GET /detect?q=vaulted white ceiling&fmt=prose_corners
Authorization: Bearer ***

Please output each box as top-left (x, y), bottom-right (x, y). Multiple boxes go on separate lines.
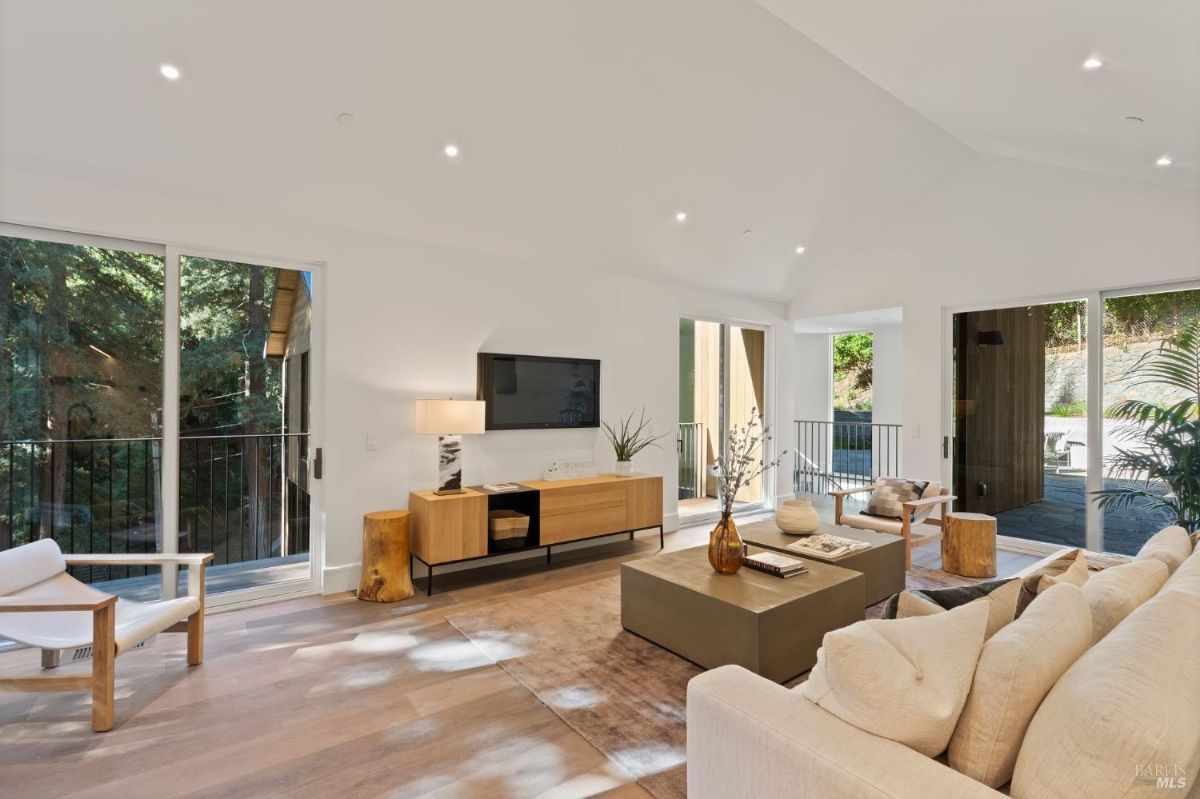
top-left (0, 1), bottom-right (1192, 305)
top-left (0, 0), bottom-right (970, 301)
top-left (758, 0), bottom-right (1200, 189)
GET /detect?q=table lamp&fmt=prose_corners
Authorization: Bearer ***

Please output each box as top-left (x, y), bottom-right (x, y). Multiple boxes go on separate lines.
top-left (416, 399), bottom-right (486, 494)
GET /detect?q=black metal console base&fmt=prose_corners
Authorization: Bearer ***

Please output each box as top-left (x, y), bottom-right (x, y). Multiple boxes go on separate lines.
top-left (411, 524), bottom-right (664, 597)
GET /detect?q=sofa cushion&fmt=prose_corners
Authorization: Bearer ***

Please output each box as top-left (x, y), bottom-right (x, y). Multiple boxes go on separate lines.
top-left (1081, 559), bottom-right (1168, 642)
top-left (1017, 548), bottom-right (1088, 616)
top-left (1134, 525), bottom-right (1192, 576)
top-left (799, 600), bottom-right (989, 758)
top-left (863, 477), bottom-right (930, 520)
top-left (887, 579), bottom-right (1021, 640)
top-left (1011, 588), bottom-right (1200, 799)
top-left (1163, 540), bottom-right (1200, 595)
top-left (947, 584), bottom-right (1093, 788)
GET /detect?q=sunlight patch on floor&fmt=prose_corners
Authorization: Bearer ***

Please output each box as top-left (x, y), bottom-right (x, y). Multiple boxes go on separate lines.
top-left (406, 639), bottom-right (494, 673)
top-left (307, 662), bottom-right (396, 695)
top-left (454, 628), bottom-right (532, 662)
top-left (611, 743), bottom-right (686, 778)
top-left (532, 762), bottom-right (634, 799)
top-left (543, 685), bottom-right (606, 711)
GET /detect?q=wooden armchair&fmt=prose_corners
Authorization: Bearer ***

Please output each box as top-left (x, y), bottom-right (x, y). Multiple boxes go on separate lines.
top-left (0, 539), bottom-right (212, 731)
top-left (830, 481), bottom-right (956, 569)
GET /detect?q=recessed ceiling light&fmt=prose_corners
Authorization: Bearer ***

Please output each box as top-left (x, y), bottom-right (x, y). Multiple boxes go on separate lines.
top-left (1125, 116), bottom-right (1144, 123)
top-left (795, 245), bottom-right (806, 255)
top-left (337, 112), bottom-right (355, 127)
top-left (443, 144), bottom-right (460, 158)
top-left (675, 211), bottom-right (688, 223)
top-left (1156, 155), bottom-right (1173, 167)
top-left (1082, 57), bottom-right (1104, 70)
top-left (159, 63), bottom-right (181, 81)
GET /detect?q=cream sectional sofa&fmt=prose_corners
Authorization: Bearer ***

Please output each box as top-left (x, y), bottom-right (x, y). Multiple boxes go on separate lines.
top-left (687, 532), bottom-right (1200, 799)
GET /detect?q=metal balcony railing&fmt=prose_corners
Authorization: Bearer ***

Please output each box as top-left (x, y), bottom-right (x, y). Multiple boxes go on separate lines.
top-left (794, 420), bottom-right (901, 495)
top-left (0, 433), bottom-right (309, 584)
top-left (678, 422), bottom-right (706, 500)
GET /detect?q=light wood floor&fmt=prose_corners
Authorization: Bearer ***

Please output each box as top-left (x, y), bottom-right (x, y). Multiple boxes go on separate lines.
top-left (0, 515), bottom-right (1037, 799)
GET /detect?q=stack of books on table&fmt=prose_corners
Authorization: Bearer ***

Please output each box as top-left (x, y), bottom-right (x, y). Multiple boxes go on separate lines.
top-left (785, 533), bottom-right (871, 560)
top-left (743, 551), bottom-right (808, 578)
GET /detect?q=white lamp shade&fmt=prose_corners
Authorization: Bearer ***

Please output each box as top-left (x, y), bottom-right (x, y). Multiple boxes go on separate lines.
top-left (416, 399), bottom-right (486, 435)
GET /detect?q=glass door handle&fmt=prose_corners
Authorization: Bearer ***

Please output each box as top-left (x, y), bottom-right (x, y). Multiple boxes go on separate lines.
top-left (314, 447), bottom-right (323, 479)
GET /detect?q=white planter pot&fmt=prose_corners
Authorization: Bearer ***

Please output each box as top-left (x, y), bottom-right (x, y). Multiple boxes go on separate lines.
top-left (776, 498), bottom-right (821, 534)
top-left (614, 460), bottom-right (634, 476)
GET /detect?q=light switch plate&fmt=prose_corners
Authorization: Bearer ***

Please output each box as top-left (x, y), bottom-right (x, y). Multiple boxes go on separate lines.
top-left (366, 433), bottom-right (378, 451)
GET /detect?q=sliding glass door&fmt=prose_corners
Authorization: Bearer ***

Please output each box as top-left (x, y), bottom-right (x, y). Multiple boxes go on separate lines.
top-left (0, 226), bottom-right (321, 603)
top-left (950, 283), bottom-right (1198, 554)
top-left (678, 318), bottom-right (770, 525)
top-left (179, 256), bottom-right (314, 595)
top-left (1099, 287), bottom-right (1200, 554)
top-left (0, 232), bottom-right (166, 599)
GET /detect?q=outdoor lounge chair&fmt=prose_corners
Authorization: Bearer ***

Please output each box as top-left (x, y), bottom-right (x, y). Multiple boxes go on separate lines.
top-left (0, 538), bottom-right (212, 731)
top-left (830, 480), bottom-right (955, 569)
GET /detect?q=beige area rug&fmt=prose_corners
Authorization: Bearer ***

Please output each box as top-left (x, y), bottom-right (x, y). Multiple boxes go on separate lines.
top-left (446, 564), bottom-right (975, 798)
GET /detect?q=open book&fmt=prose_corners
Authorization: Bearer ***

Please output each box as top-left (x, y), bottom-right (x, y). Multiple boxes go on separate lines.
top-left (785, 533), bottom-right (871, 560)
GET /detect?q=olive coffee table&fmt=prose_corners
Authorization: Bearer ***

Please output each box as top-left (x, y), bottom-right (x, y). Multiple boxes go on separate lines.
top-left (620, 545), bottom-right (865, 683)
top-left (740, 520), bottom-right (906, 607)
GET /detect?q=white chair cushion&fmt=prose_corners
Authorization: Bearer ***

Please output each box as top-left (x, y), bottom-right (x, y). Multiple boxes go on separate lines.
top-left (799, 600), bottom-right (990, 757)
top-left (1134, 525), bottom-right (1192, 575)
top-left (1081, 559), bottom-right (1168, 642)
top-left (0, 573), bottom-right (199, 653)
top-left (841, 513), bottom-right (904, 536)
top-left (0, 538), bottom-right (66, 595)
top-left (947, 584), bottom-right (1093, 788)
top-left (1011, 588), bottom-right (1200, 799)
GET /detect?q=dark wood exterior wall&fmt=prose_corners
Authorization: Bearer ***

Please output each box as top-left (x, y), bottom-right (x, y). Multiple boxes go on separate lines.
top-left (953, 306), bottom-right (1045, 515)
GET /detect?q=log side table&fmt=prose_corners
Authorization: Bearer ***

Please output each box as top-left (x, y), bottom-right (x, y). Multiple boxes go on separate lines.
top-left (942, 512), bottom-right (998, 578)
top-left (358, 510), bottom-right (414, 602)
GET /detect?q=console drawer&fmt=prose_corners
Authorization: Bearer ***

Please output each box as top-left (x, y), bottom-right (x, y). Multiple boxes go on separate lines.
top-left (539, 484), bottom-right (626, 516)
top-left (540, 506), bottom-right (628, 545)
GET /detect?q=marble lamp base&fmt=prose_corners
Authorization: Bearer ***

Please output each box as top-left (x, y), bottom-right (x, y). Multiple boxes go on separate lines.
top-left (435, 434), bottom-right (464, 494)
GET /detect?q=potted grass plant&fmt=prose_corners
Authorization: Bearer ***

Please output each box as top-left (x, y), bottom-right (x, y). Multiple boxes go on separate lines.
top-left (602, 408), bottom-right (671, 476)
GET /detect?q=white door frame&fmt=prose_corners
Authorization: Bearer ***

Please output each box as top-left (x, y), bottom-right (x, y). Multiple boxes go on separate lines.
top-left (678, 314), bottom-right (777, 527)
top-left (0, 221), bottom-right (326, 608)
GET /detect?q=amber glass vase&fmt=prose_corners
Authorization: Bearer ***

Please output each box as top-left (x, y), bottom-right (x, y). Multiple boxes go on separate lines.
top-left (708, 512), bottom-right (743, 574)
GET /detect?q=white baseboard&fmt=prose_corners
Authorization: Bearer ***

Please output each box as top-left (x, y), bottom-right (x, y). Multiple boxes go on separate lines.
top-left (663, 511), bottom-right (680, 533)
top-left (322, 562), bottom-right (361, 595)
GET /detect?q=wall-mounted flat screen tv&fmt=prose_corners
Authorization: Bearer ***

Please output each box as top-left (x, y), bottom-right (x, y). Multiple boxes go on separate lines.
top-left (477, 353), bottom-right (600, 430)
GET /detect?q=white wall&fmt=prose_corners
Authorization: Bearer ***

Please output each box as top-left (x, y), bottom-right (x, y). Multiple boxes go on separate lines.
top-left (0, 168), bottom-right (793, 591)
top-left (868, 324), bottom-right (903, 427)
top-left (792, 333), bottom-right (832, 423)
top-left (789, 154), bottom-right (1200, 483)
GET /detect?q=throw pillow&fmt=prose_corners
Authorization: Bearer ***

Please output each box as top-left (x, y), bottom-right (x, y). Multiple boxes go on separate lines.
top-left (1081, 558), bottom-right (1168, 642)
top-left (1016, 549), bottom-right (1089, 616)
top-left (863, 477), bottom-right (930, 520)
top-left (890, 579), bottom-right (1021, 640)
top-left (1134, 525), bottom-right (1192, 575)
top-left (799, 601), bottom-right (989, 757)
top-left (947, 583), bottom-right (1092, 788)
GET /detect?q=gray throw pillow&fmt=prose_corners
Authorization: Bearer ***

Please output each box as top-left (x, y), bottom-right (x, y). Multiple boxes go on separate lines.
top-left (864, 477), bottom-right (929, 520)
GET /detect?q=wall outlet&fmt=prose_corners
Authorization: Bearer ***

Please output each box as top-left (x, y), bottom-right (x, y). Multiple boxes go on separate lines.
top-left (365, 433), bottom-right (378, 451)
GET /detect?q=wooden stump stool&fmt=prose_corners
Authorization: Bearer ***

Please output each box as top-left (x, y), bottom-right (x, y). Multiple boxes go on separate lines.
top-left (942, 512), bottom-right (997, 578)
top-left (358, 510), bottom-right (414, 602)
